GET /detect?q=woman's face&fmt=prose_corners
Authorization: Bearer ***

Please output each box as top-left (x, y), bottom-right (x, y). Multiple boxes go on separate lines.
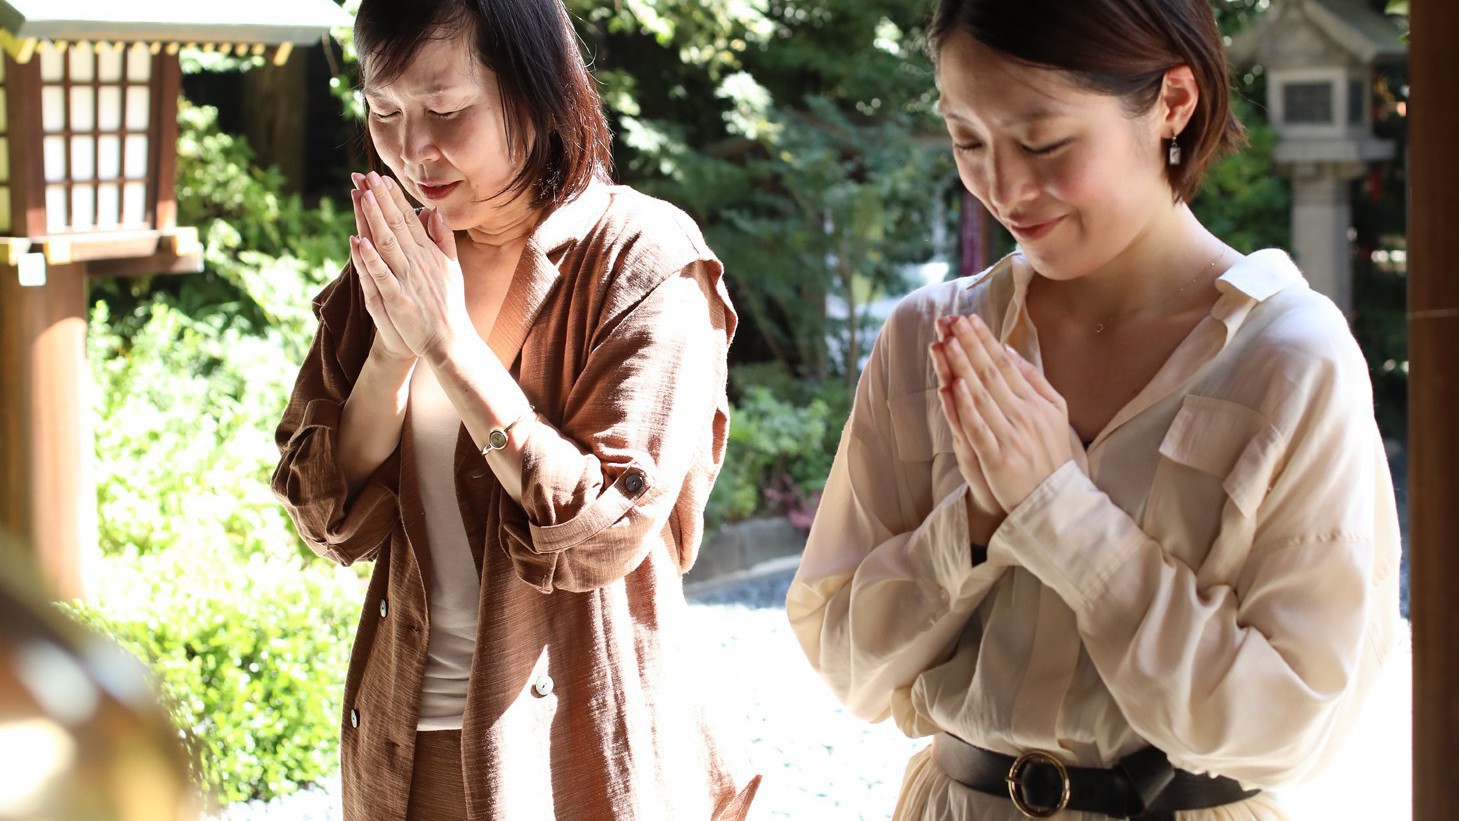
top-left (363, 32), bottom-right (530, 231)
top-left (936, 30), bottom-right (1173, 281)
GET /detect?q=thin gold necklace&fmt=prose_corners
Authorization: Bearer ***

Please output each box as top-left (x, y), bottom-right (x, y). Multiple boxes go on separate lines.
top-left (1092, 252), bottom-right (1224, 334)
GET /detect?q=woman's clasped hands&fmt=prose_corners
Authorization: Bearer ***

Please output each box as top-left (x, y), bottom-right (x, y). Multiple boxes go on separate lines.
top-left (348, 171), bottom-right (473, 362)
top-left (929, 314), bottom-right (1074, 520)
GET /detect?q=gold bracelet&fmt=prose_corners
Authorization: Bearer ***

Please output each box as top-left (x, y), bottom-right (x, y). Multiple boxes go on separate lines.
top-left (482, 406), bottom-right (534, 455)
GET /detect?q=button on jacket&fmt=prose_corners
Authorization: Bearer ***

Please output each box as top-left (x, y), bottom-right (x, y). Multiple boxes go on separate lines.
top-left (274, 184), bottom-right (759, 820)
top-left (786, 250), bottom-right (1402, 820)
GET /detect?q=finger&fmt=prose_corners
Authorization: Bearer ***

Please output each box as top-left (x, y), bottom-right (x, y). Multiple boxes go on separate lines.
top-left (954, 378), bottom-right (1002, 461)
top-left (968, 316), bottom-right (1035, 400)
top-left (937, 384), bottom-right (969, 449)
top-left (425, 207), bottom-right (459, 261)
top-left (359, 188), bottom-right (411, 276)
top-left (1011, 351), bottom-right (1066, 410)
top-left (351, 237), bottom-right (385, 310)
top-left (368, 172), bottom-right (433, 252)
top-left (951, 316), bottom-right (1026, 414)
top-left (939, 320), bottom-right (977, 383)
top-left (936, 315), bottom-right (957, 344)
top-left (930, 342), bottom-right (955, 388)
top-left (354, 234), bottom-right (407, 305)
top-left (350, 188), bottom-right (372, 244)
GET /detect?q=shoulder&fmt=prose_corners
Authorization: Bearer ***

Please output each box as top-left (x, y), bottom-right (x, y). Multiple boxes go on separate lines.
top-left (1222, 252), bottom-right (1373, 425)
top-left (583, 185), bottom-right (717, 275)
top-left (881, 253), bottom-right (1018, 349)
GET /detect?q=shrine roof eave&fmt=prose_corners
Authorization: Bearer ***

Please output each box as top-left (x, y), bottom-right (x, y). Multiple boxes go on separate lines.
top-left (0, 0), bottom-right (352, 46)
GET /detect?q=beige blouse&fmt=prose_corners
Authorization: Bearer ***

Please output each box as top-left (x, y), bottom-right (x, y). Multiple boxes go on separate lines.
top-left (786, 250), bottom-right (1402, 820)
top-left (274, 184), bottom-right (758, 820)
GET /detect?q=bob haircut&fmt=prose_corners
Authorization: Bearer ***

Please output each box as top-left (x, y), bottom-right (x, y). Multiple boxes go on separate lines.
top-left (927, 0), bottom-right (1244, 203)
top-left (354, 0), bottom-right (612, 210)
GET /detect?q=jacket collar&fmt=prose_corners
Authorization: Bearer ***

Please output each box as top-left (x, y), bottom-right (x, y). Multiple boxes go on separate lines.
top-left (486, 181), bottom-right (612, 365)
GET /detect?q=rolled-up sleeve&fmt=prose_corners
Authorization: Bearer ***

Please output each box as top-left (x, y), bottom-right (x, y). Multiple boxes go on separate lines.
top-left (272, 267), bottom-right (399, 566)
top-left (787, 318), bottom-right (1008, 724)
top-left (499, 258), bottom-right (733, 594)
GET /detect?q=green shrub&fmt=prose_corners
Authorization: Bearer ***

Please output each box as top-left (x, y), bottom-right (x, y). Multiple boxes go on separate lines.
top-left (708, 369), bottom-right (851, 532)
top-left (89, 299), bottom-right (306, 563)
top-left (64, 552), bottom-right (361, 805)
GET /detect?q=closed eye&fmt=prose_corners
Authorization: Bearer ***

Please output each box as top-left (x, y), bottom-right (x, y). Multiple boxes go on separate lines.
top-left (1025, 139), bottom-right (1072, 156)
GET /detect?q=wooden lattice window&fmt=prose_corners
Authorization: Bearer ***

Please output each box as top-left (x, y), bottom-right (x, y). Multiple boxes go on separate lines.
top-left (39, 42), bottom-right (153, 234)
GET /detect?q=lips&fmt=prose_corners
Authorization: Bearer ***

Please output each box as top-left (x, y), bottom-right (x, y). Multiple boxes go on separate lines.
top-left (415, 180), bottom-right (461, 201)
top-left (1006, 216), bottom-right (1063, 242)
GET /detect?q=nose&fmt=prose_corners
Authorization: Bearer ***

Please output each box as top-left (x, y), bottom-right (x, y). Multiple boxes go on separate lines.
top-left (398, 119), bottom-right (440, 166)
top-left (982, 147), bottom-right (1038, 217)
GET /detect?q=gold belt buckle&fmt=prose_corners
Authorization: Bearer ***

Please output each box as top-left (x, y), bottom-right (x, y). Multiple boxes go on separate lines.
top-left (1006, 749), bottom-right (1071, 818)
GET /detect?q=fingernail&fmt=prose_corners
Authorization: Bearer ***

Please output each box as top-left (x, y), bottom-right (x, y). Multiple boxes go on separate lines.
top-left (382, 176), bottom-right (396, 189)
top-left (351, 172), bottom-right (365, 186)
top-left (366, 171), bottom-right (382, 187)
top-left (364, 190), bottom-right (377, 204)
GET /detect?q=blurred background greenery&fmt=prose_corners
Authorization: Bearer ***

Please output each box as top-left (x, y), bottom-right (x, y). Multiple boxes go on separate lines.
top-left (72, 0), bottom-right (1407, 806)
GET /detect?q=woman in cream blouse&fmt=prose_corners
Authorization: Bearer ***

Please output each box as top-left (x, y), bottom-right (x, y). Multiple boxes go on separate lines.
top-left (786, 0), bottom-right (1401, 818)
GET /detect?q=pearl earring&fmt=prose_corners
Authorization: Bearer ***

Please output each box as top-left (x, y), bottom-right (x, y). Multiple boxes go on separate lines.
top-left (1167, 137), bottom-right (1182, 167)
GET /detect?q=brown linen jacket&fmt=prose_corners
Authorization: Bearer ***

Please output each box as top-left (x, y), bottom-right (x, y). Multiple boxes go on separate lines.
top-left (272, 184), bottom-right (759, 820)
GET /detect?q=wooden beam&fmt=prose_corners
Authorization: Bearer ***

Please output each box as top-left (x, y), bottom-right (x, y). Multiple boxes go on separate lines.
top-left (6, 54), bottom-right (47, 238)
top-left (1409, 1), bottom-right (1459, 818)
top-left (0, 261), bottom-right (94, 601)
top-left (147, 53), bottom-right (181, 231)
top-left (85, 249), bottom-right (202, 279)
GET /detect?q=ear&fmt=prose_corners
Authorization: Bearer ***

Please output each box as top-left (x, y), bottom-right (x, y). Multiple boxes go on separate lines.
top-left (1157, 65), bottom-right (1200, 139)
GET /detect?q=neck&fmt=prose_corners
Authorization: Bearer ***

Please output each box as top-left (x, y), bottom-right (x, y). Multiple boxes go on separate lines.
top-left (463, 191), bottom-right (540, 253)
top-left (1041, 205), bottom-right (1229, 329)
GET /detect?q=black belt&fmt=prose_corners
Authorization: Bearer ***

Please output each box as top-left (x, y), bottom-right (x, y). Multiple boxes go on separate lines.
top-left (931, 732), bottom-right (1259, 819)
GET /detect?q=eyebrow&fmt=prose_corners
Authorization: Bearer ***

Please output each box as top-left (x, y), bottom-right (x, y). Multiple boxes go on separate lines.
top-left (935, 100), bottom-right (1068, 129)
top-left (362, 82), bottom-right (465, 101)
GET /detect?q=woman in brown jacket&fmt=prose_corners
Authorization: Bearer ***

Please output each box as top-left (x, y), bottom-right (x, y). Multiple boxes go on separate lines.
top-left (271, 0), bottom-right (759, 817)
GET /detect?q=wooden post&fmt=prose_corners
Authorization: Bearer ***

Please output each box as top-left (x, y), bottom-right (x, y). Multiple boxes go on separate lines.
top-left (0, 261), bottom-right (95, 601)
top-left (1408, 1), bottom-right (1459, 817)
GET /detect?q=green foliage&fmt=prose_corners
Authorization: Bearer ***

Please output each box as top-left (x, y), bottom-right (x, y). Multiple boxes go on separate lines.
top-left (89, 100), bottom-right (349, 565)
top-left (85, 100), bottom-right (361, 803)
top-left (704, 98), bottom-right (951, 383)
top-left (64, 553), bottom-right (359, 805)
top-left (1191, 94), bottom-right (1292, 255)
top-left (88, 299), bottom-right (304, 563)
top-left (706, 364), bottom-right (852, 531)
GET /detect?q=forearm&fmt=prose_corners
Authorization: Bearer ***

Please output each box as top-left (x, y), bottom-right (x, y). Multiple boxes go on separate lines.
top-left (426, 332), bottom-right (537, 505)
top-left (339, 341), bottom-right (417, 499)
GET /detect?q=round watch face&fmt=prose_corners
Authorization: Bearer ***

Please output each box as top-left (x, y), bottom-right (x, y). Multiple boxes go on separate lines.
top-left (487, 429), bottom-right (509, 451)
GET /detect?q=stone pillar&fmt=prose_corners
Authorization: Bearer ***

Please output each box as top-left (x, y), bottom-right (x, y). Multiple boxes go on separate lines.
top-left (1283, 161), bottom-right (1365, 317)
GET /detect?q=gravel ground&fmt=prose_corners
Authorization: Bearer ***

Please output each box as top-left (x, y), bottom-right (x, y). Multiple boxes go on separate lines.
top-left (211, 560), bottom-right (1412, 820)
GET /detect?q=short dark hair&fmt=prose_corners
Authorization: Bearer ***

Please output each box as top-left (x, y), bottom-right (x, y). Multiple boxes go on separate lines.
top-left (927, 0), bottom-right (1244, 202)
top-left (354, 0), bottom-right (612, 209)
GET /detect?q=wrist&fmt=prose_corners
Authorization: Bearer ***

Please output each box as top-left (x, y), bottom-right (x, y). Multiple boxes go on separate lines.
top-left (369, 337), bottom-right (418, 370)
top-left (422, 324), bottom-right (478, 370)
top-left (964, 489), bottom-right (1003, 546)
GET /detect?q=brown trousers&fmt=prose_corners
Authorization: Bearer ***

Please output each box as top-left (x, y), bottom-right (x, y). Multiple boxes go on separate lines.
top-left (406, 730), bottom-right (468, 819)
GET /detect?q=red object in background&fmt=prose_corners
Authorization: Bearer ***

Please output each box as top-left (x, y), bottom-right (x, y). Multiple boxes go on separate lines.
top-left (960, 187), bottom-right (986, 277)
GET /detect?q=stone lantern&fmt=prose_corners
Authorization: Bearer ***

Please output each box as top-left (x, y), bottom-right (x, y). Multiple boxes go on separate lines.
top-left (0, 0), bottom-right (351, 600)
top-left (1229, 0), bottom-right (1406, 316)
